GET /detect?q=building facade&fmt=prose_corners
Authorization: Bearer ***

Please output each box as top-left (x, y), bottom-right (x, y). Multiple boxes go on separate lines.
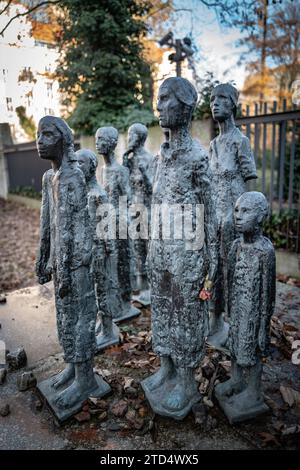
top-left (0, 1), bottom-right (61, 142)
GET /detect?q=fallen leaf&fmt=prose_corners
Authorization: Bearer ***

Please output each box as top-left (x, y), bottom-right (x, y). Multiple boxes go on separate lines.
top-left (121, 343), bottom-right (137, 352)
top-left (280, 385), bottom-right (300, 408)
top-left (94, 368), bottom-right (111, 378)
top-left (111, 400), bottom-right (128, 418)
top-left (75, 411), bottom-right (91, 423)
top-left (264, 395), bottom-right (280, 412)
top-left (199, 378), bottom-right (209, 394)
top-left (124, 359), bottom-right (150, 369)
top-left (125, 409), bottom-right (144, 429)
top-left (281, 425), bottom-right (300, 436)
top-left (97, 411), bottom-right (108, 422)
top-left (123, 377), bottom-right (134, 390)
top-left (104, 344), bottom-right (123, 356)
top-left (219, 361), bottom-right (231, 373)
top-left (283, 323), bottom-right (298, 332)
top-left (128, 335), bottom-right (144, 344)
top-left (258, 432), bottom-right (280, 447)
top-left (138, 406), bottom-right (148, 418)
top-left (138, 331), bottom-right (148, 337)
top-left (88, 398), bottom-right (108, 409)
top-left (203, 396), bottom-right (214, 408)
top-left (272, 421), bottom-right (284, 432)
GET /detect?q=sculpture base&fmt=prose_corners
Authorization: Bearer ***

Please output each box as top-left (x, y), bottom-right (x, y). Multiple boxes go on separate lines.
top-left (96, 322), bottom-right (120, 351)
top-left (113, 303), bottom-right (141, 324)
top-left (132, 289), bottom-right (151, 307)
top-left (207, 315), bottom-right (230, 352)
top-left (141, 376), bottom-right (201, 421)
top-left (215, 389), bottom-right (269, 424)
top-left (37, 373), bottom-right (111, 423)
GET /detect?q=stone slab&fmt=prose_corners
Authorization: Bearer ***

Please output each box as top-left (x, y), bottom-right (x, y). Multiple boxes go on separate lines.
top-left (96, 323), bottom-right (120, 352)
top-left (141, 375), bottom-right (201, 420)
top-left (132, 289), bottom-right (151, 307)
top-left (113, 304), bottom-right (141, 324)
top-left (37, 373), bottom-right (111, 423)
top-left (216, 391), bottom-right (269, 424)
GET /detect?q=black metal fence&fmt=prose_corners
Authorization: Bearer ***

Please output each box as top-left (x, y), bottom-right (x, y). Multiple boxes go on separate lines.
top-left (2, 106), bottom-right (300, 252)
top-left (5, 142), bottom-right (51, 193)
top-left (236, 101), bottom-right (300, 252)
top-left (4, 139), bottom-right (80, 193)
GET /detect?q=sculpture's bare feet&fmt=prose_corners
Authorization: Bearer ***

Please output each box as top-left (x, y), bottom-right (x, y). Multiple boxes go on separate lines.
top-left (55, 376), bottom-right (98, 409)
top-left (227, 387), bottom-right (263, 409)
top-left (146, 364), bottom-right (173, 391)
top-left (215, 377), bottom-right (244, 398)
top-left (55, 380), bottom-right (83, 409)
top-left (163, 383), bottom-right (189, 411)
top-left (51, 364), bottom-right (75, 390)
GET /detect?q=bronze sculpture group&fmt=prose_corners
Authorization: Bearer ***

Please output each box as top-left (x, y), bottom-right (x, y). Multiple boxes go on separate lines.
top-left (35, 78), bottom-right (276, 424)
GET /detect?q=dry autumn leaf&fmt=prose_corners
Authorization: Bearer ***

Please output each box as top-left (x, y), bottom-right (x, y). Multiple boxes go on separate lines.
top-left (258, 432), bottom-right (280, 447)
top-left (280, 385), bottom-right (300, 407)
top-left (94, 367), bottom-right (111, 378)
top-left (111, 400), bottom-right (128, 418)
top-left (123, 377), bottom-right (134, 390)
top-left (219, 361), bottom-right (231, 373)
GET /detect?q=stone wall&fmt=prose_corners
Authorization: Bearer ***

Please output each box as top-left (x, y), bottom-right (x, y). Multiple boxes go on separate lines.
top-left (80, 119), bottom-right (212, 180)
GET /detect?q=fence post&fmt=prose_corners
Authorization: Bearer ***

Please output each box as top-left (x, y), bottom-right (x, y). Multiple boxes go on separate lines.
top-left (262, 102), bottom-right (267, 194)
top-left (278, 101), bottom-right (287, 213)
top-left (269, 101), bottom-right (277, 213)
top-left (254, 103), bottom-right (260, 171)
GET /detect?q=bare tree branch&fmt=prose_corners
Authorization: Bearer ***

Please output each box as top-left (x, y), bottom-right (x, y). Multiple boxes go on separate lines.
top-left (0, 0), bottom-right (61, 37)
top-left (0, 0), bottom-right (13, 16)
top-left (198, 0), bottom-right (225, 6)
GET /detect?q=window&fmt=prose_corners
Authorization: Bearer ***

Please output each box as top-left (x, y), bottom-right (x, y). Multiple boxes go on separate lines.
top-left (46, 82), bottom-right (53, 99)
top-left (26, 91), bottom-right (33, 107)
top-left (18, 67), bottom-right (35, 83)
top-left (6, 97), bottom-right (13, 112)
top-left (35, 40), bottom-right (56, 50)
top-left (2, 69), bottom-right (7, 82)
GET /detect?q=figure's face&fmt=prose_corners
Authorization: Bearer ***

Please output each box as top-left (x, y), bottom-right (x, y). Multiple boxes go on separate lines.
top-left (234, 198), bottom-right (259, 233)
top-left (37, 121), bottom-right (62, 160)
top-left (128, 128), bottom-right (140, 150)
top-left (95, 129), bottom-right (116, 155)
top-left (157, 84), bottom-right (186, 129)
top-left (210, 90), bottom-right (234, 122)
top-left (77, 152), bottom-right (90, 180)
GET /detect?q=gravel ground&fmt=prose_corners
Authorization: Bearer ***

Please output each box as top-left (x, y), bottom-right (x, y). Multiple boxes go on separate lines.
top-left (0, 198), bottom-right (40, 294)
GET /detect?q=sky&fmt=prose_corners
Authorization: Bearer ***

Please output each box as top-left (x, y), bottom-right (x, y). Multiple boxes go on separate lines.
top-left (171, 0), bottom-right (247, 89)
